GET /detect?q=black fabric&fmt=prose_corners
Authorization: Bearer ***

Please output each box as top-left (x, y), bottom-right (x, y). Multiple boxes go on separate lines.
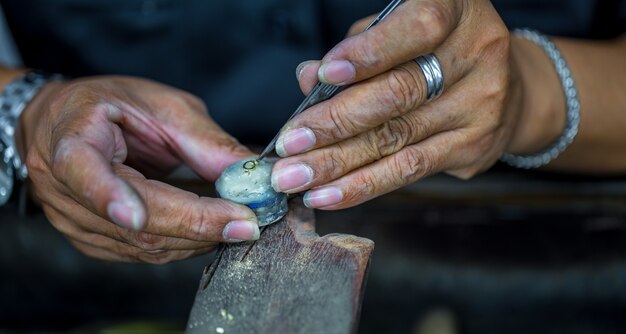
top-left (493, 0), bottom-right (626, 38)
top-left (0, 0), bottom-right (624, 143)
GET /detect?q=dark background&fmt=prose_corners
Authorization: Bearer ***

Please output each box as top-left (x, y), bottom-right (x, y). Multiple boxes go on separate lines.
top-left (0, 0), bottom-right (625, 333)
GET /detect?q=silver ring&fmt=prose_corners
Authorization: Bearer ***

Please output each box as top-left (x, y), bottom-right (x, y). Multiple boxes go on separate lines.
top-left (415, 53), bottom-right (444, 101)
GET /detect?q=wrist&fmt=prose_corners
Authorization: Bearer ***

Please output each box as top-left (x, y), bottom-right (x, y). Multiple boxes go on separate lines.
top-left (506, 35), bottom-right (566, 155)
top-left (15, 80), bottom-right (65, 160)
top-left (1, 71), bottom-right (62, 205)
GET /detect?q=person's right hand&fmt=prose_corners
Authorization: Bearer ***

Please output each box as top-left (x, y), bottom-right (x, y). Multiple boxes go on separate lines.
top-left (19, 76), bottom-right (259, 263)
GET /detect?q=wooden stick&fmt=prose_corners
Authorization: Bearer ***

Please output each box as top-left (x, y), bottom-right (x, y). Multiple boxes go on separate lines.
top-left (187, 198), bottom-right (374, 334)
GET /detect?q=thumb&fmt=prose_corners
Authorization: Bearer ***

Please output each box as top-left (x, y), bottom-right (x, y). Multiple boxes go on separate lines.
top-left (317, 0), bottom-right (459, 85)
top-left (50, 136), bottom-right (148, 231)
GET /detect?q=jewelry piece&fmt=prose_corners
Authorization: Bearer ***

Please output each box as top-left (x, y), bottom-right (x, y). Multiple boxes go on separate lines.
top-left (242, 160), bottom-right (258, 173)
top-left (500, 28), bottom-right (580, 169)
top-left (0, 71), bottom-right (61, 206)
top-left (216, 158), bottom-right (288, 226)
top-left (415, 53), bottom-right (444, 101)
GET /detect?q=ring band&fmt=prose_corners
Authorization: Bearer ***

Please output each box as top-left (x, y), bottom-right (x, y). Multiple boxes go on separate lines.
top-left (415, 53), bottom-right (444, 101)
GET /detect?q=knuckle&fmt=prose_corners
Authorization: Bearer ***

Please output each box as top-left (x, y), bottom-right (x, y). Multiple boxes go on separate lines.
top-left (383, 67), bottom-right (423, 114)
top-left (129, 232), bottom-right (167, 251)
top-left (474, 22), bottom-right (511, 72)
top-left (480, 23), bottom-right (510, 56)
top-left (414, 1), bottom-right (452, 43)
top-left (351, 34), bottom-right (382, 68)
top-left (368, 121), bottom-right (407, 158)
top-left (393, 148), bottom-right (435, 185)
top-left (325, 100), bottom-right (357, 139)
top-left (345, 172), bottom-right (378, 205)
top-left (182, 206), bottom-right (210, 240)
top-left (182, 199), bottom-right (229, 241)
top-left (368, 115), bottom-right (426, 159)
top-left (321, 147), bottom-right (351, 175)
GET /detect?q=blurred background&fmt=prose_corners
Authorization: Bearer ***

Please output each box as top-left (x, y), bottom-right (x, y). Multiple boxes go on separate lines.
top-left (1, 0), bottom-right (625, 333)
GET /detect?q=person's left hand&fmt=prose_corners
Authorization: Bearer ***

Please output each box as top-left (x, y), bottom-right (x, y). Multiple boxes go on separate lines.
top-left (271, 0), bottom-right (525, 209)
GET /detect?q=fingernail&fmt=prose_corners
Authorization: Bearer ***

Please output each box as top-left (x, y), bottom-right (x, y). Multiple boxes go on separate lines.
top-left (303, 186), bottom-right (343, 208)
top-left (296, 61), bottom-right (315, 80)
top-left (276, 128), bottom-right (316, 157)
top-left (108, 201), bottom-right (144, 231)
top-left (223, 220), bottom-right (260, 242)
top-left (271, 163), bottom-right (314, 193)
top-left (318, 60), bottom-right (355, 85)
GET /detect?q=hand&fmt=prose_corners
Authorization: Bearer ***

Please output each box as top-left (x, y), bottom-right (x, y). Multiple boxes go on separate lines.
top-left (271, 0), bottom-right (545, 209)
top-left (20, 76), bottom-right (259, 263)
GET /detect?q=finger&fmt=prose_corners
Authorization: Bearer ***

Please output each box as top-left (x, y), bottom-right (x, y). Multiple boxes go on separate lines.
top-left (296, 60), bottom-right (321, 96)
top-left (69, 238), bottom-right (135, 262)
top-left (317, 0), bottom-right (461, 85)
top-left (277, 52), bottom-right (461, 157)
top-left (302, 130), bottom-right (465, 210)
top-left (294, 12), bottom-right (378, 95)
top-left (43, 206), bottom-right (140, 262)
top-left (51, 125), bottom-right (147, 231)
top-left (69, 237), bottom-right (214, 264)
top-left (112, 163), bottom-right (260, 243)
top-left (136, 93), bottom-right (255, 181)
top-left (44, 203), bottom-right (217, 251)
top-left (271, 87), bottom-right (464, 194)
top-left (299, 66), bottom-right (511, 209)
top-left (52, 138), bottom-right (146, 231)
top-left (46, 145), bottom-right (259, 248)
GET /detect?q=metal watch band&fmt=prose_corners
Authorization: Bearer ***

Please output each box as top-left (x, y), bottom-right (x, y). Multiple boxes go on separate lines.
top-left (0, 71), bottom-right (61, 205)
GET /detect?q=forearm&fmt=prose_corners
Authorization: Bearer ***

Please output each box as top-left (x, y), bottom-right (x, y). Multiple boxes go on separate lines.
top-left (507, 34), bottom-right (626, 174)
top-left (547, 35), bottom-right (626, 174)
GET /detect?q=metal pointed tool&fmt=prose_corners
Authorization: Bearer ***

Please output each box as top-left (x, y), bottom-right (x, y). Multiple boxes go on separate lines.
top-left (257, 0), bottom-right (405, 160)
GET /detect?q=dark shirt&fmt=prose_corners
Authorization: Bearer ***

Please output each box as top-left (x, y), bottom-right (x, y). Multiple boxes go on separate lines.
top-left (1, 0), bottom-right (624, 143)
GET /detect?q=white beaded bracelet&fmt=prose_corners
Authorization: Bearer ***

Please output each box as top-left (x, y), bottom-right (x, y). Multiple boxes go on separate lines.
top-left (500, 28), bottom-right (581, 169)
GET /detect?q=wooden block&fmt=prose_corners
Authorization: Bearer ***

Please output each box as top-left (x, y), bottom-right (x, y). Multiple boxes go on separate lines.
top-left (186, 198), bottom-right (374, 334)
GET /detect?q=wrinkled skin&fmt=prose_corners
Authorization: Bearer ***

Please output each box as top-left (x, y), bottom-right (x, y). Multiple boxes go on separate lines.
top-left (272, 0), bottom-right (527, 209)
top-left (21, 76), bottom-right (259, 263)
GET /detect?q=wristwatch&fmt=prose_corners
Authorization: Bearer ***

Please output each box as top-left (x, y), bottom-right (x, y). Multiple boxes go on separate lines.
top-left (0, 71), bottom-right (60, 206)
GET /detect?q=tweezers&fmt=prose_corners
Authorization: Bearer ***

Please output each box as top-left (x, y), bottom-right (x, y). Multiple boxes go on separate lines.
top-left (257, 0), bottom-right (405, 160)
